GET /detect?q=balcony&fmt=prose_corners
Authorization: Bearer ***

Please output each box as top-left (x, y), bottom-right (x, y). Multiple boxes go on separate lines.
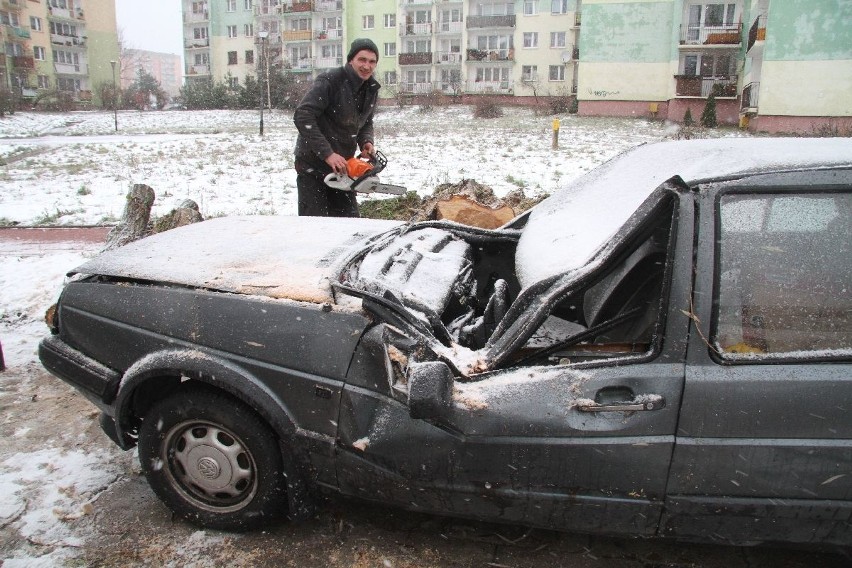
top-left (574, 12), bottom-right (581, 26)
top-left (12, 26), bottom-right (30, 39)
top-left (12, 55), bottom-right (34, 69)
top-left (468, 80), bottom-right (511, 94)
top-left (741, 81), bottom-right (759, 111)
top-left (747, 15), bottom-right (766, 52)
top-left (466, 15), bottom-right (515, 29)
top-left (680, 24), bottom-right (741, 46)
top-left (2, 0), bottom-right (21, 11)
top-left (48, 6), bottom-right (85, 21)
top-left (283, 1), bottom-right (313, 13)
top-left (283, 30), bottom-right (312, 41)
top-left (400, 0), bottom-right (435, 6)
top-left (286, 57), bottom-right (314, 70)
top-left (315, 56), bottom-right (342, 68)
top-left (315, 28), bottom-right (342, 39)
top-left (51, 33), bottom-right (86, 47)
top-left (399, 51), bottom-right (433, 65)
top-left (183, 10), bottom-right (210, 22)
top-left (435, 51), bottom-right (462, 64)
top-left (675, 74), bottom-right (737, 98)
top-left (400, 22), bottom-right (433, 35)
top-left (186, 64), bottom-right (211, 75)
top-left (399, 81), bottom-right (434, 94)
top-left (314, 0), bottom-right (342, 11)
top-left (54, 61), bottom-right (85, 75)
top-left (466, 48), bottom-right (513, 62)
top-left (436, 20), bottom-right (462, 33)
top-left (185, 38), bottom-right (210, 49)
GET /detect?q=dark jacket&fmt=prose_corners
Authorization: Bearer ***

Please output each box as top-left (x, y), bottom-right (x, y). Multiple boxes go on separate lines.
top-left (293, 64), bottom-right (381, 175)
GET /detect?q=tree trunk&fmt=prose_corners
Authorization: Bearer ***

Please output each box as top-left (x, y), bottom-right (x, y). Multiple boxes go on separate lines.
top-left (103, 183), bottom-right (155, 251)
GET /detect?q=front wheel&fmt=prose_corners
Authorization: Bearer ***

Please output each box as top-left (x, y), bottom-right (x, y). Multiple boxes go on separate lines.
top-left (137, 388), bottom-right (287, 530)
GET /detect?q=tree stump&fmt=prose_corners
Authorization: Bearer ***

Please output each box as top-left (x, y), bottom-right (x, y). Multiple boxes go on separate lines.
top-left (434, 195), bottom-right (515, 229)
top-left (153, 199), bottom-right (203, 234)
top-left (104, 183), bottom-right (155, 251)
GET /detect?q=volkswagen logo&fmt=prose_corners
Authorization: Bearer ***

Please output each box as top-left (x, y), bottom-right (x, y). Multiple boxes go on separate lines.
top-left (197, 457), bottom-right (221, 480)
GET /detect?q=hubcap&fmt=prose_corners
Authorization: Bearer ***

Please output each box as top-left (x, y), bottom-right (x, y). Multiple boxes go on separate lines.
top-left (163, 420), bottom-right (258, 512)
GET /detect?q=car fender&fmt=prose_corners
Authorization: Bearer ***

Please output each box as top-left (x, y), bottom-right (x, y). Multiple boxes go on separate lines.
top-left (113, 348), bottom-right (299, 448)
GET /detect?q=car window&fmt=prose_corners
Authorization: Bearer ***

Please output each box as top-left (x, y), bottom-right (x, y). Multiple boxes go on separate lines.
top-left (714, 192), bottom-right (852, 360)
top-left (513, 202), bottom-right (674, 365)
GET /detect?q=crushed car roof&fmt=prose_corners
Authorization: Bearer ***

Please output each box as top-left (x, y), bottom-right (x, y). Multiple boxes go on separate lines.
top-left (516, 137), bottom-right (852, 287)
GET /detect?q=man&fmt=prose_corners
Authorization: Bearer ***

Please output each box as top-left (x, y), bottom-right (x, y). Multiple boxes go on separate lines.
top-left (293, 38), bottom-right (381, 217)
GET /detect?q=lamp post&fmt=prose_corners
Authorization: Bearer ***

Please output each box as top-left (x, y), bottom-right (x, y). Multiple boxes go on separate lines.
top-left (109, 60), bottom-right (118, 132)
top-left (257, 31), bottom-right (268, 136)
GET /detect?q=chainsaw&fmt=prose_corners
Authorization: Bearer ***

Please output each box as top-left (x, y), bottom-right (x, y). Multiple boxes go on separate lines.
top-left (323, 150), bottom-right (407, 195)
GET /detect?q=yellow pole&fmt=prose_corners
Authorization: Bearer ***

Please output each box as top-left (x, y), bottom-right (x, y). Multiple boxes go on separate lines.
top-left (552, 118), bottom-right (560, 149)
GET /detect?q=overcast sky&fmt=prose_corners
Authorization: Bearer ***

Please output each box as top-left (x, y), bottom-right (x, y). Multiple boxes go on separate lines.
top-left (115, 0), bottom-right (184, 57)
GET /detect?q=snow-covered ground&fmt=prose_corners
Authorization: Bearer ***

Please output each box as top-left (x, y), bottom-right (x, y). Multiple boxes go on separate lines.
top-left (0, 107), bottom-right (743, 564)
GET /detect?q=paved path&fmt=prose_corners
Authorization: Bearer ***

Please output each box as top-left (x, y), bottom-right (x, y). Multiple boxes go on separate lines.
top-left (0, 226), bottom-right (110, 255)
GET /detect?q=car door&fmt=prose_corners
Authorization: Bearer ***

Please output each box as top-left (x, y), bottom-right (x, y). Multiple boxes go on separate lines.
top-left (664, 169), bottom-right (852, 546)
top-left (336, 190), bottom-right (694, 536)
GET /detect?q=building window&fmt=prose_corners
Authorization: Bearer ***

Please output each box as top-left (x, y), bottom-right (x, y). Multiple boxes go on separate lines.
top-left (227, 25), bottom-right (238, 38)
top-left (384, 42), bottom-right (396, 56)
top-left (53, 50), bottom-right (79, 65)
top-left (194, 27), bottom-right (208, 40)
top-left (550, 31), bottom-right (566, 48)
top-left (244, 23), bottom-right (254, 36)
top-left (549, 65), bottom-right (565, 81)
top-left (522, 65), bottom-right (537, 81)
top-left (37, 75), bottom-right (50, 89)
top-left (33, 46), bottom-right (46, 60)
top-left (228, 76), bottom-right (239, 88)
top-left (523, 0), bottom-right (537, 15)
top-left (227, 0), bottom-right (236, 11)
top-left (30, 16), bottom-right (42, 32)
top-left (384, 13), bottom-right (396, 27)
top-left (246, 50), bottom-right (254, 64)
top-left (49, 0), bottom-right (68, 8)
top-left (57, 77), bottom-right (81, 92)
top-left (244, 0), bottom-right (253, 10)
top-left (1, 11), bottom-right (20, 27)
top-left (290, 17), bottom-right (311, 31)
top-left (194, 52), bottom-right (209, 65)
top-left (551, 0), bottom-right (569, 14)
top-left (523, 32), bottom-right (538, 48)
top-left (362, 15), bottom-right (374, 30)
top-left (227, 51), bottom-right (238, 65)
top-left (384, 71), bottom-right (397, 85)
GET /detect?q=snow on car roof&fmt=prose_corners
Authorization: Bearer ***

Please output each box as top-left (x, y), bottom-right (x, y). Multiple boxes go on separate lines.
top-left (516, 137), bottom-right (852, 288)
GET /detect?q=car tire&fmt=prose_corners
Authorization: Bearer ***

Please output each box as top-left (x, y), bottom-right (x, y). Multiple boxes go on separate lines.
top-left (137, 387), bottom-right (287, 530)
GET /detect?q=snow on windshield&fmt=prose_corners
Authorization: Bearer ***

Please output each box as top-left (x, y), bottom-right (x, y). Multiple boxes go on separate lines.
top-left (516, 138), bottom-right (852, 288)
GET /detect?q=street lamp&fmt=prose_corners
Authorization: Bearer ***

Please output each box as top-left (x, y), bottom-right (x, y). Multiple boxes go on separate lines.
top-left (257, 31), bottom-right (268, 136)
top-left (109, 60), bottom-right (118, 132)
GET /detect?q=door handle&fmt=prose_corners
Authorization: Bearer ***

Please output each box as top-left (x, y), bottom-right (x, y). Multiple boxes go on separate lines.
top-left (577, 395), bottom-right (665, 413)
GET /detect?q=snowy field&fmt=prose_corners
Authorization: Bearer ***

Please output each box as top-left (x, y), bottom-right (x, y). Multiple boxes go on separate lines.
top-left (0, 107), bottom-right (758, 565)
top-left (0, 106), bottom-right (706, 226)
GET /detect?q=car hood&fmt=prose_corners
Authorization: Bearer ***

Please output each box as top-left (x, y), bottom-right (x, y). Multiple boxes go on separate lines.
top-left (71, 216), bottom-right (403, 303)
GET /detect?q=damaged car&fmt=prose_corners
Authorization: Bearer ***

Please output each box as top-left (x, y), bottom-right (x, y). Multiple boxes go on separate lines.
top-left (40, 138), bottom-right (852, 545)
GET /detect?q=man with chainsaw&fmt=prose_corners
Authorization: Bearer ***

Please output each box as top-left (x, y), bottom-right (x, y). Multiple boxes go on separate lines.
top-left (293, 38), bottom-right (381, 217)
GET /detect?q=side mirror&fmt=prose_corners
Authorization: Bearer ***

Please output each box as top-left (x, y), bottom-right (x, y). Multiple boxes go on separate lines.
top-left (408, 361), bottom-right (454, 420)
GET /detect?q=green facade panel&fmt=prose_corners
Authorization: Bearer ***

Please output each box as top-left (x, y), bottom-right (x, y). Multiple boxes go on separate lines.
top-left (582, 1), bottom-right (674, 63)
top-left (766, 0), bottom-right (852, 60)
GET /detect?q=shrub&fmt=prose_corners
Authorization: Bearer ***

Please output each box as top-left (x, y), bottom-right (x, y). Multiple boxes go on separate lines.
top-left (473, 97), bottom-right (503, 119)
top-left (683, 107), bottom-right (694, 126)
top-left (700, 94), bottom-right (718, 128)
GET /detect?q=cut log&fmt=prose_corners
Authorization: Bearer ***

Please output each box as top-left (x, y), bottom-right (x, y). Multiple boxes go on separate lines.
top-left (104, 183), bottom-right (155, 251)
top-left (434, 195), bottom-right (515, 229)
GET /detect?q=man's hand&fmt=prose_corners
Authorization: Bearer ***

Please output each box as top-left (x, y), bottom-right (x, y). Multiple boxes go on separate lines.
top-left (325, 152), bottom-right (348, 174)
top-left (360, 142), bottom-right (375, 157)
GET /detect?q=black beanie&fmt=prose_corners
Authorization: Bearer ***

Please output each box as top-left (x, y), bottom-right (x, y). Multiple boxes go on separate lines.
top-left (347, 38), bottom-right (379, 62)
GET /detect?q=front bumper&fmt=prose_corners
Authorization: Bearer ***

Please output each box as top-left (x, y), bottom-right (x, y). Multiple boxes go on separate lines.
top-left (39, 335), bottom-right (122, 408)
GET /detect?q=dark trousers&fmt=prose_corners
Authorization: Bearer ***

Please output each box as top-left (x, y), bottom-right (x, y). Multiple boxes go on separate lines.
top-left (297, 172), bottom-right (359, 217)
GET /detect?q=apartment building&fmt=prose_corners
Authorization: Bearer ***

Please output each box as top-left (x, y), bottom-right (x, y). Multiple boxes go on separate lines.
top-left (123, 49), bottom-right (183, 97)
top-left (182, 0), bottom-right (849, 133)
top-left (577, 0), bottom-right (851, 132)
top-left (1, 0), bottom-right (119, 106)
